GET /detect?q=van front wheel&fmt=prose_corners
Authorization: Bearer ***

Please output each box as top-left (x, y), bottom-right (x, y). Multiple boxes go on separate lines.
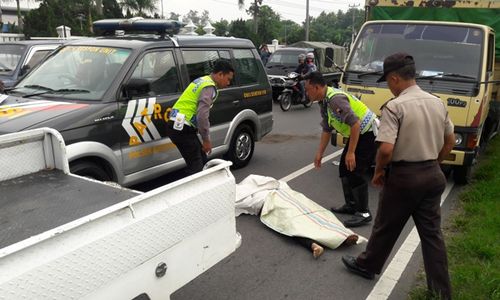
top-left (225, 124), bottom-right (254, 169)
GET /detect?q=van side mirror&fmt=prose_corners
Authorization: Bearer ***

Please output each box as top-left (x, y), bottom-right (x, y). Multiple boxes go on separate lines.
top-left (122, 78), bottom-right (151, 99)
top-left (325, 48), bottom-right (334, 68)
top-left (19, 65), bottom-right (31, 76)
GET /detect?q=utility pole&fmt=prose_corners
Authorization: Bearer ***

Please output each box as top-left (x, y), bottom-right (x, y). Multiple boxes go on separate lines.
top-left (305, 0), bottom-right (310, 41)
top-left (161, 0), bottom-right (164, 18)
top-left (253, 0), bottom-right (259, 34)
top-left (349, 3), bottom-right (360, 48)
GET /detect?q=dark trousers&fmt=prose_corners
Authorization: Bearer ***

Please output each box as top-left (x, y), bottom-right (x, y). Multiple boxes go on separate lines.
top-left (356, 161), bottom-right (451, 299)
top-left (338, 131), bottom-right (376, 212)
top-left (166, 121), bottom-right (207, 175)
top-left (293, 236), bottom-right (317, 250)
top-left (339, 131), bottom-right (376, 179)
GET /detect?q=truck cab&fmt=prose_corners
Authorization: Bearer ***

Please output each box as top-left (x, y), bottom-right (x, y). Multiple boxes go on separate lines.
top-left (339, 1), bottom-right (500, 184)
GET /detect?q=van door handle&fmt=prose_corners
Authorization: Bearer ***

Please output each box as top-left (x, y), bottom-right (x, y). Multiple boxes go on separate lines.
top-left (232, 100), bottom-right (239, 105)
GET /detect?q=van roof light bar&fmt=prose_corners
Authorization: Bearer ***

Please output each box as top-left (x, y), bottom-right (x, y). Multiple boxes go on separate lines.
top-left (93, 18), bottom-right (183, 37)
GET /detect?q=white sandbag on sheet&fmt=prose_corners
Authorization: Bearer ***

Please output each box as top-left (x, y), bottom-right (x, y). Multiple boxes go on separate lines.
top-left (236, 175), bottom-right (366, 249)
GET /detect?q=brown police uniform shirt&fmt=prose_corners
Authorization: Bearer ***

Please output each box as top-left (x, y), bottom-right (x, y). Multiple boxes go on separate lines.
top-left (376, 85), bottom-right (454, 162)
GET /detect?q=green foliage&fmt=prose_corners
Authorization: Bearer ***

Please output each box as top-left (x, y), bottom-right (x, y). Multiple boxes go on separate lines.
top-left (229, 18), bottom-right (252, 41)
top-left (23, 0), bottom-right (123, 37)
top-left (213, 19), bottom-right (230, 37)
top-left (120, 0), bottom-right (157, 17)
top-left (102, 0), bottom-right (123, 18)
top-left (23, 2), bottom-right (364, 48)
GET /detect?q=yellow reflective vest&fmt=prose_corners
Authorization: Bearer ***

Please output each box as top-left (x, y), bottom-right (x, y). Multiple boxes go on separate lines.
top-left (171, 75), bottom-right (218, 127)
top-left (325, 87), bottom-right (375, 137)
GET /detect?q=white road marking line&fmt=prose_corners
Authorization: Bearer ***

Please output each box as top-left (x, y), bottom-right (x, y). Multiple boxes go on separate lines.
top-left (365, 181), bottom-right (454, 300)
top-left (279, 149), bottom-right (344, 182)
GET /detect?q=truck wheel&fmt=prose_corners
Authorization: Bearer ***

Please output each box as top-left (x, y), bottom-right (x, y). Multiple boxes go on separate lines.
top-left (224, 124), bottom-right (254, 169)
top-left (279, 93), bottom-right (292, 111)
top-left (453, 165), bottom-right (472, 185)
top-left (70, 160), bottom-right (111, 181)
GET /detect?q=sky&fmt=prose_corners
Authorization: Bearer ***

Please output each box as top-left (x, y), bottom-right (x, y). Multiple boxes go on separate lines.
top-left (159, 0), bottom-right (364, 25)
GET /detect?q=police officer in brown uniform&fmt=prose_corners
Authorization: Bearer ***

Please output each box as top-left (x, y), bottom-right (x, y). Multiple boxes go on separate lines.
top-left (341, 53), bottom-right (455, 299)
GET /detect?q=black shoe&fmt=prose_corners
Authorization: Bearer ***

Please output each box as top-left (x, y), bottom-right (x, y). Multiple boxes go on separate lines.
top-left (331, 204), bottom-right (356, 215)
top-left (343, 212), bottom-right (372, 227)
top-left (342, 255), bottom-right (375, 280)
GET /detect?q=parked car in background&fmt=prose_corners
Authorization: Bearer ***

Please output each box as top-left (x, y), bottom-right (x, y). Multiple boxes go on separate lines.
top-left (0, 19), bottom-right (273, 187)
top-left (266, 42), bottom-right (346, 101)
top-left (0, 40), bottom-right (63, 89)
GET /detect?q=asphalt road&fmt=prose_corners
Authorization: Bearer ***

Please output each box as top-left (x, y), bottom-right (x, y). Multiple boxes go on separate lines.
top-left (134, 101), bottom-right (460, 300)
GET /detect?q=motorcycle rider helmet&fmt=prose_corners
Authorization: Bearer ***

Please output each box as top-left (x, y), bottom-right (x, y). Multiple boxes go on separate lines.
top-left (306, 52), bottom-right (314, 60)
top-left (298, 53), bottom-right (306, 62)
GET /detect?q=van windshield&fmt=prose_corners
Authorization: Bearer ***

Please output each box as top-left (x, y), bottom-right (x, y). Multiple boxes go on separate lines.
top-left (268, 50), bottom-right (304, 66)
top-left (0, 44), bottom-right (25, 74)
top-left (347, 23), bottom-right (483, 80)
top-left (16, 45), bottom-right (132, 101)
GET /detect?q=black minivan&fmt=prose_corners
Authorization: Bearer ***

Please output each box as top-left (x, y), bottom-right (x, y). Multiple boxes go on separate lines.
top-left (0, 19), bottom-right (273, 186)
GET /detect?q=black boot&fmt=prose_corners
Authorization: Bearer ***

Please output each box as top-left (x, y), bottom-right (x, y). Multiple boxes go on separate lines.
top-left (343, 182), bottom-right (372, 227)
top-left (331, 177), bottom-right (356, 214)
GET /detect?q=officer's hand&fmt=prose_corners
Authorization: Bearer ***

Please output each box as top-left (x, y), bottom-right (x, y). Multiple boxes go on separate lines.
top-left (345, 152), bottom-right (356, 171)
top-left (372, 170), bottom-right (385, 187)
top-left (202, 140), bottom-right (212, 155)
top-left (314, 152), bottom-right (322, 169)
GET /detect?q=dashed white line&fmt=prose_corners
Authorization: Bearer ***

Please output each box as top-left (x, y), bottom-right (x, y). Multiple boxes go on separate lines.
top-left (279, 149), bottom-right (344, 182)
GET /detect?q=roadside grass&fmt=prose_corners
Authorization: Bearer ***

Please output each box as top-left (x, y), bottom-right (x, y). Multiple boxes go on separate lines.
top-left (409, 137), bottom-right (500, 300)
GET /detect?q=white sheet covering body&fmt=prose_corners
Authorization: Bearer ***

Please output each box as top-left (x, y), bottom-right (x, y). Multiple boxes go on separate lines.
top-left (236, 175), bottom-right (366, 249)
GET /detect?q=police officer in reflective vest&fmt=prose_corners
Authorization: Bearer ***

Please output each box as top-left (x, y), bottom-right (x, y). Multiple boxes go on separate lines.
top-left (166, 60), bottom-right (234, 175)
top-left (305, 71), bottom-right (378, 227)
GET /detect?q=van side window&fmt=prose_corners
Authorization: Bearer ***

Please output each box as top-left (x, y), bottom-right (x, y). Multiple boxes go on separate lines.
top-left (182, 50), bottom-right (220, 82)
top-left (131, 50), bottom-right (180, 95)
top-left (233, 49), bottom-right (261, 85)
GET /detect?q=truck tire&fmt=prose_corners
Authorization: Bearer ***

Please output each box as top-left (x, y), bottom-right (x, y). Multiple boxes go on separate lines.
top-left (224, 124), bottom-right (254, 169)
top-left (453, 165), bottom-right (472, 185)
top-left (70, 160), bottom-right (112, 181)
top-left (279, 93), bottom-right (292, 111)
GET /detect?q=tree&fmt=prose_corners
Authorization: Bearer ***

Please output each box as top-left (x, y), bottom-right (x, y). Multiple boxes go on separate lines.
top-left (253, 5), bottom-right (281, 46)
top-left (102, 0), bottom-right (123, 18)
top-left (213, 19), bottom-right (229, 36)
top-left (168, 12), bottom-right (180, 21)
top-left (229, 18), bottom-right (251, 40)
top-left (182, 10), bottom-right (210, 26)
top-left (239, 0), bottom-right (262, 34)
top-left (24, 0), bottom-right (97, 37)
top-left (120, 0), bottom-right (157, 17)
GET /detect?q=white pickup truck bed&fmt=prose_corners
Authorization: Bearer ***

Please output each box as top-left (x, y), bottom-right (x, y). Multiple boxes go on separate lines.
top-left (0, 128), bottom-right (239, 300)
top-left (0, 169), bottom-right (139, 249)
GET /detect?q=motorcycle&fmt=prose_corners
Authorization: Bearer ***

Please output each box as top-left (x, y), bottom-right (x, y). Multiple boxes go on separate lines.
top-left (277, 72), bottom-right (313, 111)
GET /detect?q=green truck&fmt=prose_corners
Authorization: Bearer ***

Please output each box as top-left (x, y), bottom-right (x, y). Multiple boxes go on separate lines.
top-left (339, 0), bottom-right (500, 184)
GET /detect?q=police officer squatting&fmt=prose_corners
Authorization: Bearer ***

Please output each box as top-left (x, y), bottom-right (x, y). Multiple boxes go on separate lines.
top-left (341, 53), bottom-right (456, 300)
top-left (304, 71), bottom-right (378, 228)
top-left (166, 60), bottom-right (235, 175)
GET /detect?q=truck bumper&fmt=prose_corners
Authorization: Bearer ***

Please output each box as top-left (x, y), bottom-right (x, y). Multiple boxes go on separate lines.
top-left (442, 149), bottom-right (476, 166)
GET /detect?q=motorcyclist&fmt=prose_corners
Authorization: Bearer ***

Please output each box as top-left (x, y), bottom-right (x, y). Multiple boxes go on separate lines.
top-left (296, 52), bottom-right (317, 103)
top-left (295, 53), bottom-right (307, 75)
top-left (305, 52), bottom-right (318, 73)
